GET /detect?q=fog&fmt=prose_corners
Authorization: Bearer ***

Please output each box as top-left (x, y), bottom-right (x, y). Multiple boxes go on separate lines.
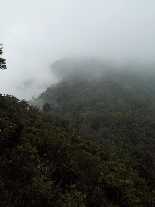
top-left (0, 0), bottom-right (155, 99)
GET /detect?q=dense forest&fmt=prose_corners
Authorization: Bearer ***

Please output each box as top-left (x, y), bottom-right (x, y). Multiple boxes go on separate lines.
top-left (0, 58), bottom-right (155, 206)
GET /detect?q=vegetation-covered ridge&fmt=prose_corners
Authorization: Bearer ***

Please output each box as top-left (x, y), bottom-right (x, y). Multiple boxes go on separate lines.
top-left (0, 93), bottom-right (154, 206)
top-left (34, 59), bottom-right (155, 206)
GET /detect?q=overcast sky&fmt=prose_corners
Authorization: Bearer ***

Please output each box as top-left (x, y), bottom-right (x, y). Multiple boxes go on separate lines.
top-left (0, 0), bottom-right (155, 99)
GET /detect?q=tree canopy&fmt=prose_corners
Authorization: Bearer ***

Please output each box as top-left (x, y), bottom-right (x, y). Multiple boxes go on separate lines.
top-left (0, 44), bottom-right (6, 70)
top-left (0, 94), bottom-right (155, 206)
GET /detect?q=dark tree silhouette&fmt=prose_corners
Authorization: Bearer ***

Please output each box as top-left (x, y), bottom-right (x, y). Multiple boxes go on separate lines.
top-left (0, 44), bottom-right (6, 70)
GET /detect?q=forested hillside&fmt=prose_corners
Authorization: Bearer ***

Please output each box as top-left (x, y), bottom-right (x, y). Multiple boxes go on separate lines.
top-left (36, 59), bottom-right (155, 206)
top-left (2, 0), bottom-right (155, 205)
top-left (38, 59), bottom-right (155, 143)
top-left (0, 59), bottom-right (155, 206)
top-left (1, 94), bottom-right (155, 206)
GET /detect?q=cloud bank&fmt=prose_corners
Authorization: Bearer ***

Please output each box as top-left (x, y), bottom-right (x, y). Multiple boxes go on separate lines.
top-left (0, 0), bottom-right (155, 99)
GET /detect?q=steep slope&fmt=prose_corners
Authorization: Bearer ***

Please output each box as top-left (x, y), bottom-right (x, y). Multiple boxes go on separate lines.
top-left (0, 91), bottom-right (155, 206)
top-left (40, 59), bottom-right (155, 112)
top-left (1, 94), bottom-right (155, 206)
top-left (34, 59), bottom-right (155, 206)
top-left (37, 60), bottom-right (155, 142)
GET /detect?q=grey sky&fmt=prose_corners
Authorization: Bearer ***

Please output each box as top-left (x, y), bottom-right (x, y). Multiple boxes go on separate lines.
top-left (0, 0), bottom-right (155, 99)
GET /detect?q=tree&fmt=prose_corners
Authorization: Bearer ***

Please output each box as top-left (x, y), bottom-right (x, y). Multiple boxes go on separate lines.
top-left (43, 103), bottom-right (51, 112)
top-left (0, 44), bottom-right (6, 70)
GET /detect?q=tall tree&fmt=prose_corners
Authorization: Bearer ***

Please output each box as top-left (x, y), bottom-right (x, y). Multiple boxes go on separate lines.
top-left (0, 44), bottom-right (6, 70)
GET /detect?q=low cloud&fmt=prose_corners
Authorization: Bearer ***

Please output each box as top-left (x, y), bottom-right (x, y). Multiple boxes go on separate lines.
top-left (0, 0), bottom-right (155, 99)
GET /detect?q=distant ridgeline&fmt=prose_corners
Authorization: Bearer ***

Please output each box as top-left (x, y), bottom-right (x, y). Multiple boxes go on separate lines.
top-left (36, 58), bottom-right (155, 116)
top-left (35, 59), bottom-right (155, 144)
top-left (51, 58), bottom-right (155, 80)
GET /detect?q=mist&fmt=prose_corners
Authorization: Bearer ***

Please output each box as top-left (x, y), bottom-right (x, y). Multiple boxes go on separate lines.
top-left (0, 0), bottom-right (155, 99)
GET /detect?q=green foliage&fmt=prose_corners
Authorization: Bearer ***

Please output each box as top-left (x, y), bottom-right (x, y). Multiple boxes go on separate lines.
top-left (0, 45), bottom-right (6, 70)
top-left (0, 94), bottom-right (154, 206)
top-left (33, 66), bottom-right (155, 206)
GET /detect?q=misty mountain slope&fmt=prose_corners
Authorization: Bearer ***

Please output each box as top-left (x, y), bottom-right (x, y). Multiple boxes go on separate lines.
top-left (37, 59), bottom-right (155, 122)
top-left (1, 94), bottom-right (155, 206)
top-left (35, 59), bottom-right (155, 172)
